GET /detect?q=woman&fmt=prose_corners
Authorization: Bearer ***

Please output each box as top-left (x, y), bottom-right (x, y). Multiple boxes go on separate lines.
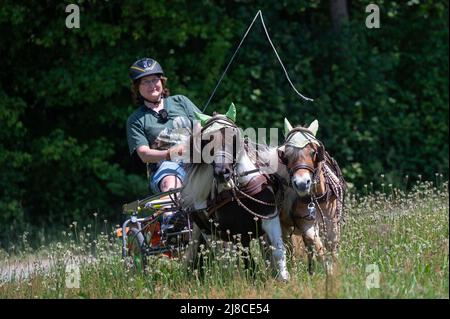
top-left (126, 57), bottom-right (202, 194)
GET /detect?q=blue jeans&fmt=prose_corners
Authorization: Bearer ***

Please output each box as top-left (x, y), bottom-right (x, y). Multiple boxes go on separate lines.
top-left (149, 161), bottom-right (186, 194)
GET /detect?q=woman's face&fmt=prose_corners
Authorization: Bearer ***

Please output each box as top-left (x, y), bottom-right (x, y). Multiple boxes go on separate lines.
top-left (139, 75), bottom-right (162, 102)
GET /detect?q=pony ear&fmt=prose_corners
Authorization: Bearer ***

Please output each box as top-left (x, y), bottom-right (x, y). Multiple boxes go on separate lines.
top-left (308, 119), bottom-right (319, 136)
top-left (225, 102), bottom-right (236, 122)
top-left (195, 112), bottom-right (212, 127)
top-left (284, 118), bottom-right (293, 136)
top-left (277, 145), bottom-right (287, 165)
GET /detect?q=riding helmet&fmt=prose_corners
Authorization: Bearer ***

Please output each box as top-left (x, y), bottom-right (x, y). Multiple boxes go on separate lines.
top-left (129, 58), bottom-right (164, 82)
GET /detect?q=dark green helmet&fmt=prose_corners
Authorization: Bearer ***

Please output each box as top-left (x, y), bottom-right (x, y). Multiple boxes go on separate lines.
top-left (129, 58), bottom-right (164, 82)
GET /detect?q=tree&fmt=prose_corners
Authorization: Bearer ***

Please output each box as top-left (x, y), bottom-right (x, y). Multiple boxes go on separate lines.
top-left (330, 0), bottom-right (349, 33)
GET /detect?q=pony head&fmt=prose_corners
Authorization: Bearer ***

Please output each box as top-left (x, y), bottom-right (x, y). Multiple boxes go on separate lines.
top-left (193, 103), bottom-right (241, 183)
top-left (280, 118), bottom-right (324, 196)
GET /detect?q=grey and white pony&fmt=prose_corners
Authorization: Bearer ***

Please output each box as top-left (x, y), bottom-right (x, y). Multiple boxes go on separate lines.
top-left (180, 104), bottom-right (290, 281)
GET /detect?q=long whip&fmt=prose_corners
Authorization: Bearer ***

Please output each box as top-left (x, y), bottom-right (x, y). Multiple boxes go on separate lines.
top-left (202, 10), bottom-right (313, 113)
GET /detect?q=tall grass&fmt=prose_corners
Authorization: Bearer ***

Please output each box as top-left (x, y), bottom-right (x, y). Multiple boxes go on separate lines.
top-left (0, 180), bottom-right (448, 298)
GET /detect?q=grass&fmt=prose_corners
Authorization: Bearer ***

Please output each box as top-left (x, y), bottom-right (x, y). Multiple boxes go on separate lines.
top-left (0, 180), bottom-right (448, 298)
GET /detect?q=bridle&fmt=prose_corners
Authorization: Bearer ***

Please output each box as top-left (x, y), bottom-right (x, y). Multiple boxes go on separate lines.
top-left (201, 115), bottom-right (240, 180)
top-left (280, 127), bottom-right (325, 185)
top-left (288, 162), bottom-right (317, 179)
top-left (286, 148), bottom-right (323, 205)
top-left (198, 116), bottom-right (279, 220)
top-left (279, 128), bottom-right (328, 224)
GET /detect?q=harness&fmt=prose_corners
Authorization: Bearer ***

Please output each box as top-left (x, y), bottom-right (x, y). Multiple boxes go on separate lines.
top-left (191, 118), bottom-right (281, 233)
top-left (207, 174), bottom-right (276, 217)
top-left (279, 128), bottom-right (347, 235)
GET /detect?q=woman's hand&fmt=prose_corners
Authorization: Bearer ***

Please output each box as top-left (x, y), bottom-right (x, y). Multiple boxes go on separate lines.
top-left (168, 143), bottom-right (186, 161)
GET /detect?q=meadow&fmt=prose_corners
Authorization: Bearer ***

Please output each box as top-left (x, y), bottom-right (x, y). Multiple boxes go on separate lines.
top-left (0, 179), bottom-right (448, 299)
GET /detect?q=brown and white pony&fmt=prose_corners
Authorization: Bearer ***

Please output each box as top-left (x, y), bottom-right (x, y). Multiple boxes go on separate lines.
top-left (261, 119), bottom-right (346, 275)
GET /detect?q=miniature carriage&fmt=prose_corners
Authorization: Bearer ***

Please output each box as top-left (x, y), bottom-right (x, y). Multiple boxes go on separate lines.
top-left (116, 187), bottom-right (192, 270)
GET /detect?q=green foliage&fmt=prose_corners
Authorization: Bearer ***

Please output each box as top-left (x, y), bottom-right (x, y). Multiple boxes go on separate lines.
top-left (0, 0), bottom-right (447, 244)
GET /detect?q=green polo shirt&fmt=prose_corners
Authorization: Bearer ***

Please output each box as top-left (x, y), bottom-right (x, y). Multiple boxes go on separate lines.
top-left (126, 95), bottom-right (201, 155)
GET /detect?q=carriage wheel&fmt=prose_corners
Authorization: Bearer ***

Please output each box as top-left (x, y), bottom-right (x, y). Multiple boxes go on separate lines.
top-left (126, 228), bottom-right (148, 272)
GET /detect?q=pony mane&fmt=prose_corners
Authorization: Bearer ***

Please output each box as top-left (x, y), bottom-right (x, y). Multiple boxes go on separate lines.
top-left (245, 139), bottom-right (273, 167)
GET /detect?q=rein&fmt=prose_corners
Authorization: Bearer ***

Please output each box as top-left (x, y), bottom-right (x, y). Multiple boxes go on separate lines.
top-left (211, 157), bottom-right (279, 221)
top-left (228, 138), bottom-right (279, 220)
top-left (199, 118), bottom-right (279, 220)
top-left (230, 174), bottom-right (279, 220)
